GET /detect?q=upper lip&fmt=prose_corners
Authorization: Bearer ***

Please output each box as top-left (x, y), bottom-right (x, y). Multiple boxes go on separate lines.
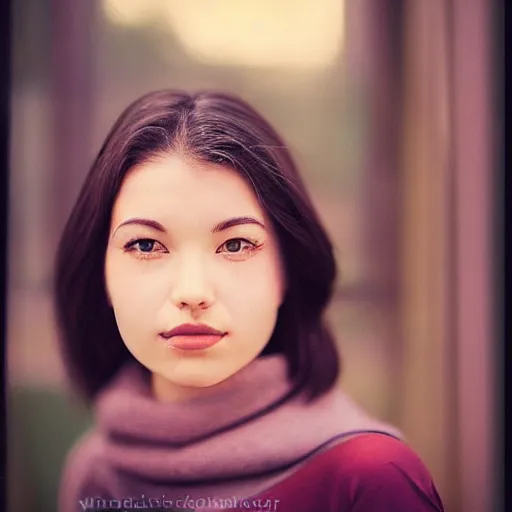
top-left (160, 323), bottom-right (225, 338)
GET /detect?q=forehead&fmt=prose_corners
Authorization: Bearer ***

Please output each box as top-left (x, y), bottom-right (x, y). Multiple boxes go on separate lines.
top-left (111, 153), bottom-right (265, 223)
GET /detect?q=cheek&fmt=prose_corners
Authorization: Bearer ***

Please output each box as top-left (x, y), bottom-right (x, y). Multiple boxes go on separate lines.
top-left (104, 254), bottom-right (166, 332)
top-left (106, 251), bottom-right (165, 298)
top-left (222, 253), bottom-right (284, 322)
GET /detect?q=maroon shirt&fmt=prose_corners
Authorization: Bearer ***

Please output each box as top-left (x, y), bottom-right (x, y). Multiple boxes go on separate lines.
top-left (228, 433), bottom-right (444, 512)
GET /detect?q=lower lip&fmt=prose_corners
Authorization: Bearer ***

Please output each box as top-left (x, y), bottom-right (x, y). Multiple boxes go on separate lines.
top-left (161, 334), bottom-right (225, 351)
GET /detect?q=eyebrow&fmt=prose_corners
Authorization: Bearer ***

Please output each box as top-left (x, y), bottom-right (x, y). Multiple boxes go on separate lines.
top-left (212, 216), bottom-right (266, 233)
top-left (112, 218), bottom-right (166, 237)
top-left (112, 216), bottom-right (266, 237)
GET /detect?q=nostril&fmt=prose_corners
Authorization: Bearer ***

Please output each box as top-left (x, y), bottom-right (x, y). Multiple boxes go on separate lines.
top-left (177, 300), bottom-right (210, 310)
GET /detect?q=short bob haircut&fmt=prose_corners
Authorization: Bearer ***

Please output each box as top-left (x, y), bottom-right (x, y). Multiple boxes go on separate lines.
top-left (54, 90), bottom-right (340, 404)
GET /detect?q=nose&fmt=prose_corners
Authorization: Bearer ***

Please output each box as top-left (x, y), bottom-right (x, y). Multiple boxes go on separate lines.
top-left (169, 254), bottom-right (214, 312)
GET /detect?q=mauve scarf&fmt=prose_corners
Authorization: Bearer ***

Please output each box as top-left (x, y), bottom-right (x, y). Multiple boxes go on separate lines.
top-left (63, 354), bottom-right (403, 510)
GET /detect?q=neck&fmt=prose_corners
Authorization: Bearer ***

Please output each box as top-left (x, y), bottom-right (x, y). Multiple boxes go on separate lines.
top-left (151, 370), bottom-right (228, 403)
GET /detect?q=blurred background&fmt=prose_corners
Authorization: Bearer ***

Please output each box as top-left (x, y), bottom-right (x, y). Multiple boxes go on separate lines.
top-left (6, 0), bottom-right (500, 511)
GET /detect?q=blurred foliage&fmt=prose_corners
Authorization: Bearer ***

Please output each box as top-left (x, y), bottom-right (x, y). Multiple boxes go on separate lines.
top-left (8, 387), bottom-right (93, 512)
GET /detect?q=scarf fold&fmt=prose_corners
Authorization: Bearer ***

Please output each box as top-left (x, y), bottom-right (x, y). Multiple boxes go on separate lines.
top-left (93, 354), bottom-right (402, 498)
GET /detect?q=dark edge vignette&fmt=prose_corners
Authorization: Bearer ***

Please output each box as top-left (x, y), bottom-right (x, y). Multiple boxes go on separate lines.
top-left (0, 0), bottom-right (11, 510)
top-left (498, 0), bottom-right (507, 511)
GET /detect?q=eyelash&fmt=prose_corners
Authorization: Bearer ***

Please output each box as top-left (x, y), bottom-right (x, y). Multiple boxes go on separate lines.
top-left (123, 237), bottom-right (262, 261)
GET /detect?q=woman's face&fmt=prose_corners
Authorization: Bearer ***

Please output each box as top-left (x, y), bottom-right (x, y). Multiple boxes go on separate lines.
top-left (105, 153), bottom-right (285, 401)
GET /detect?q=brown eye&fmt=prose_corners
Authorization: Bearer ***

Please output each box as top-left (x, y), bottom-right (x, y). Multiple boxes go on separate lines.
top-left (216, 238), bottom-right (260, 261)
top-left (218, 238), bottom-right (256, 254)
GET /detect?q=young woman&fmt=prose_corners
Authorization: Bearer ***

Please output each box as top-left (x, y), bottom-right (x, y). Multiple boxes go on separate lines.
top-left (55, 90), bottom-right (444, 511)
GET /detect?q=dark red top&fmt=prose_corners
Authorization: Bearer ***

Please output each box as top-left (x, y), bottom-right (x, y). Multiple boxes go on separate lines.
top-left (232, 434), bottom-right (444, 512)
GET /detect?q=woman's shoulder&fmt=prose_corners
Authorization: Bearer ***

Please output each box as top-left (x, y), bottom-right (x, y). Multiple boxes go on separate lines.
top-left (322, 432), bottom-right (430, 471)
top-left (59, 428), bottom-right (106, 512)
top-left (252, 433), bottom-right (445, 512)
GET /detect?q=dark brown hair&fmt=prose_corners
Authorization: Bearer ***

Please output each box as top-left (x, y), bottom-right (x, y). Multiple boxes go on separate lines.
top-left (54, 90), bottom-right (340, 403)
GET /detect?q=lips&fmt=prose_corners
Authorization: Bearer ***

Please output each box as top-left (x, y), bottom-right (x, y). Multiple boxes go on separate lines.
top-left (160, 323), bottom-right (225, 338)
top-left (160, 323), bottom-right (226, 350)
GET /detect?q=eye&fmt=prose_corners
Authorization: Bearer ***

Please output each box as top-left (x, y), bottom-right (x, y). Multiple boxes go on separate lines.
top-left (224, 239), bottom-right (244, 253)
top-left (218, 238), bottom-right (253, 253)
top-left (135, 239), bottom-right (156, 252)
top-left (124, 238), bottom-right (167, 259)
top-left (216, 238), bottom-right (262, 261)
